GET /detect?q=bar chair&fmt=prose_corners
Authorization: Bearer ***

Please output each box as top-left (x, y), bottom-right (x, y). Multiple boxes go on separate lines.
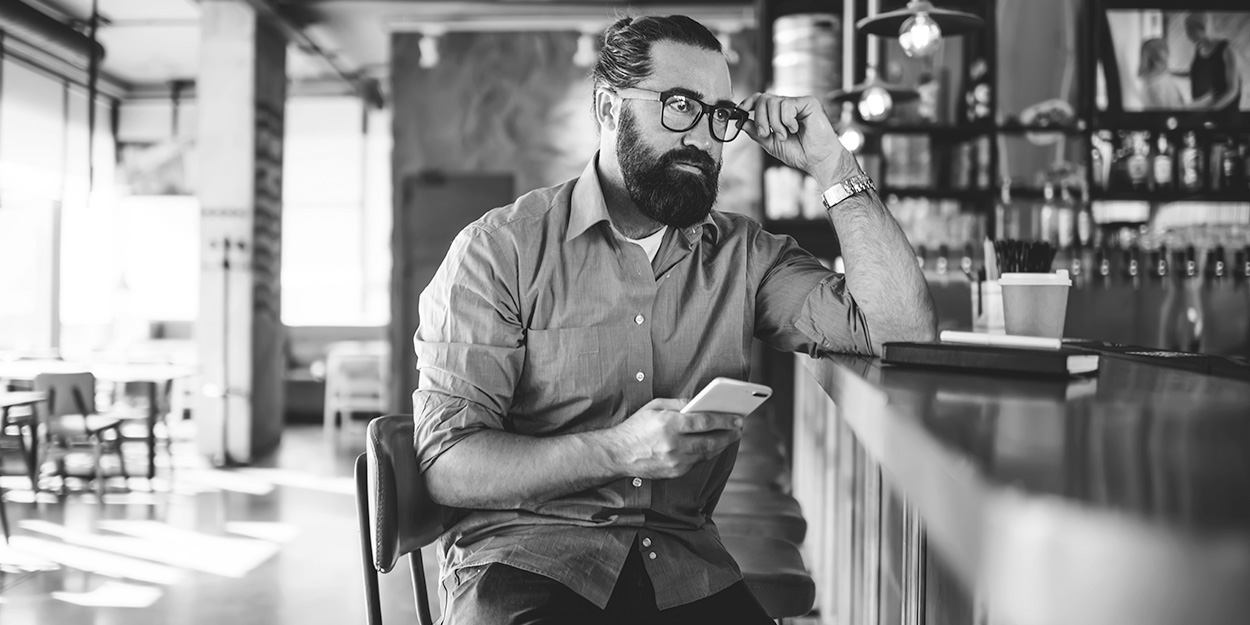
top-left (34, 373), bottom-right (129, 496)
top-left (355, 415), bottom-right (814, 624)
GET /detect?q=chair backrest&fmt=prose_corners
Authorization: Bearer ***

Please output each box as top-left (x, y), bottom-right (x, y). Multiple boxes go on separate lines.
top-left (33, 372), bottom-right (96, 417)
top-left (364, 414), bottom-right (447, 573)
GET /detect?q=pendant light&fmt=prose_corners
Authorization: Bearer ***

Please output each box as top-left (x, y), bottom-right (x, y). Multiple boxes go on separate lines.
top-left (829, 67), bottom-right (919, 124)
top-left (857, 0), bottom-right (984, 58)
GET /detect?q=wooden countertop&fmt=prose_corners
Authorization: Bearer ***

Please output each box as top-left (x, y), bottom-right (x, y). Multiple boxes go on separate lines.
top-left (798, 352), bottom-right (1250, 625)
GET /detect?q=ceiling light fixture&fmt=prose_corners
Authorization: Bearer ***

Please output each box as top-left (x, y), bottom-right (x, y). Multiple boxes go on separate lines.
top-left (829, 67), bottom-right (919, 124)
top-left (418, 28), bottom-right (444, 69)
top-left (857, 0), bottom-right (984, 59)
top-left (573, 31), bottom-right (598, 68)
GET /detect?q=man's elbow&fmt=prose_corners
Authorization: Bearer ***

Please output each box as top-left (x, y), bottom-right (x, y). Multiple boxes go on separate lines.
top-left (870, 317), bottom-right (937, 356)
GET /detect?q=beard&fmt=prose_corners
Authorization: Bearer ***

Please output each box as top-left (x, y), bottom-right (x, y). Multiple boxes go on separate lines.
top-left (616, 108), bottom-right (721, 229)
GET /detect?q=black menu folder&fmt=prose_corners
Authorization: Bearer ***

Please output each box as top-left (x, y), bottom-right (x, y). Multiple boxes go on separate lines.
top-left (882, 341), bottom-right (1100, 377)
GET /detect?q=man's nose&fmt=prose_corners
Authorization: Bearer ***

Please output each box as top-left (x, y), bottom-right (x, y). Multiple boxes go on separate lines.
top-left (681, 118), bottom-right (714, 151)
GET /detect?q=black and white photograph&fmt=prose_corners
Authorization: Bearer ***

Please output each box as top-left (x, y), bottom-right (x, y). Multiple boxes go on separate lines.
top-left (1102, 9), bottom-right (1249, 111)
top-left (1, 1), bottom-right (1249, 625)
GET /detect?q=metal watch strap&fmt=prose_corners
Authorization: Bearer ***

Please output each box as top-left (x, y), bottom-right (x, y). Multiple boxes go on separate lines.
top-left (820, 173), bottom-right (875, 210)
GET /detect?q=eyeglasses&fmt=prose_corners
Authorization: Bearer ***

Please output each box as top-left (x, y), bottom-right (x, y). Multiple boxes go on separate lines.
top-left (616, 88), bottom-right (749, 142)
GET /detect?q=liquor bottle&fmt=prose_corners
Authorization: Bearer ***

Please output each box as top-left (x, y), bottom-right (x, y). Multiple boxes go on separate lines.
top-left (1243, 137), bottom-right (1250, 191)
top-left (1091, 133), bottom-right (1107, 191)
top-left (1152, 132), bottom-right (1175, 192)
top-left (1110, 131), bottom-right (1132, 191)
top-left (995, 179), bottom-right (1013, 240)
top-left (1179, 131), bottom-right (1206, 192)
top-left (1127, 132), bottom-right (1151, 191)
top-left (1040, 182), bottom-right (1058, 246)
top-left (1218, 136), bottom-right (1245, 191)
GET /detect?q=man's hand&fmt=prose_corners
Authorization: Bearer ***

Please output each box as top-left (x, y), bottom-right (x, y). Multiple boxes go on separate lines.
top-left (740, 92), bottom-right (858, 188)
top-left (604, 398), bottom-right (743, 480)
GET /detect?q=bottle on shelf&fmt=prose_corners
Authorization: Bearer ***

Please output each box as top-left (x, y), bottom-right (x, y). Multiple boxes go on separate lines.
top-left (1127, 131), bottom-right (1151, 192)
top-left (1110, 131), bottom-right (1132, 191)
top-left (1243, 137), bottom-right (1250, 191)
top-left (1152, 132), bottom-right (1175, 193)
top-left (1179, 131), bottom-right (1206, 192)
top-left (1218, 136), bottom-right (1245, 192)
top-left (995, 179), bottom-right (1014, 240)
top-left (1040, 182), bottom-right (1058, 247)
top-left (1091, 131), bottom-right (1110, 191)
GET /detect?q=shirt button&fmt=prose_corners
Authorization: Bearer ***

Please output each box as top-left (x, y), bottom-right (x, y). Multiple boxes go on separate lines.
top-left (636, 371), bottom-right (645, 382)
top-left (632, 477), bottom-right (643, 488)
top-left (642, 537), bottom-right (652, 548)
top-left (649, 552), bottom-right (657, 560)
top-left (634, 314), bottom-right (645, 325)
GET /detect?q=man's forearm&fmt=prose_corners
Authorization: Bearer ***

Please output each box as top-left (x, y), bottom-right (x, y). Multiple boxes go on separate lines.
top-left (425, 428), bottom-right (622, 509)
top-left (812, 157), bottom-right (937, 354)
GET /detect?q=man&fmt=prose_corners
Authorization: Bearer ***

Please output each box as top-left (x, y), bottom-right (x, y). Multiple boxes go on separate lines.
top-left (1184, 12), bottom-right (1241, 112)
top-left (413, 15), bottom-right (935, 624)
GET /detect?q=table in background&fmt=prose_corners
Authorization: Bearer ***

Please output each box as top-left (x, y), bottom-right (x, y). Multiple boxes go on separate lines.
top-left (0, 361), bottom-right (194, 480)
top-left (0, 391), bottom-right (48, 489)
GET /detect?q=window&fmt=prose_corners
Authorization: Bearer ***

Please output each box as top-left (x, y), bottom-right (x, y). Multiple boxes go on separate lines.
top-left (282, 97), bottom-right (391, 326)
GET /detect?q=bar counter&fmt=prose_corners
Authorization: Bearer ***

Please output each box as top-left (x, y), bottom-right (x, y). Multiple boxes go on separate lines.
top-left (790, 351), bottom-right (1250, 625)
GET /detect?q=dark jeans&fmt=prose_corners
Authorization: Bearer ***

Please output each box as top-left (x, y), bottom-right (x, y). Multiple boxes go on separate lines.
top-left (443, 543), bottom-right (774, 625)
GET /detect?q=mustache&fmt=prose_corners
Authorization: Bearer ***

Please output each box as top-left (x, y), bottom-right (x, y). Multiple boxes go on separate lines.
top-left (661, 148), bottom-right (718, 176)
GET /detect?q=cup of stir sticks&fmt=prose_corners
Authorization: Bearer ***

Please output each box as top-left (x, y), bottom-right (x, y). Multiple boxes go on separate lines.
top-left (987, 239), bottom-right (1070, 339)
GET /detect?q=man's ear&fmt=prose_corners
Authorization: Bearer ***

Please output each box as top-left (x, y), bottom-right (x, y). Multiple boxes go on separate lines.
top-left (595, 89), bottom-right (620, 132)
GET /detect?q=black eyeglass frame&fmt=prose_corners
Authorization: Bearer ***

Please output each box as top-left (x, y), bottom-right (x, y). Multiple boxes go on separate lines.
top-left (616, 88), bottom-right (749, 142)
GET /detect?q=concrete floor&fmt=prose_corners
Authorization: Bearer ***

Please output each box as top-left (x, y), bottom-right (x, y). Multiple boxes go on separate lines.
top-left (0, 420), bottom-right (437, 625)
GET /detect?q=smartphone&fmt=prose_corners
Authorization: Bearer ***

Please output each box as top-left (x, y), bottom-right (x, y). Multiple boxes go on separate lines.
top-left (680, 377), bottom-right (773, 416)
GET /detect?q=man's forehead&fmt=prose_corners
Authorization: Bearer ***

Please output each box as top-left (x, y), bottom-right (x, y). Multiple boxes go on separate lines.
top-left (643, 41), bottom-right (734, 103)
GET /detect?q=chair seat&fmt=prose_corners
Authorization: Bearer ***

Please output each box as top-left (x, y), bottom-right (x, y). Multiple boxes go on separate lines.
top-left (723, 535), bottom-right (815, 618)
top-left (714, 489), bottom-right (807, 544)
top-left (49, 414), bottom-right (122, 437)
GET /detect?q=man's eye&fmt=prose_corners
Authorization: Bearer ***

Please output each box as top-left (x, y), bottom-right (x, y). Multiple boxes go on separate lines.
top-left (668, 98), bottom-right (693, 113)
top-left (713, 109), bottom-right (732, 123)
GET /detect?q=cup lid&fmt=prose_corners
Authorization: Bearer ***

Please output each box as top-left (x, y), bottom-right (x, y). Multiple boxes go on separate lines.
top-left (998, 270), bottom-right (1071, 286)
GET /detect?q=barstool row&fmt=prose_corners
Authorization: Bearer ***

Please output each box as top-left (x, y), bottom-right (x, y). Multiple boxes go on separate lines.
top-left (715, 406), bottom-right (815, 621)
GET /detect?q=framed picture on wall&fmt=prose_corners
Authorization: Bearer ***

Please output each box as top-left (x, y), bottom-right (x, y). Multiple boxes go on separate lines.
top-left (1092, 0), bottom-right (1250, 129)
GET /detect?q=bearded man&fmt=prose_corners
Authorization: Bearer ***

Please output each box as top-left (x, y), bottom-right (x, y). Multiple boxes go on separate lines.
top-left (412, 14), bottom-right (936, 624)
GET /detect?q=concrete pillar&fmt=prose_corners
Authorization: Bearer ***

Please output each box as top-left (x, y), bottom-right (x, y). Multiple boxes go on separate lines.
top-left (196, 0), bottom-right (286, 465)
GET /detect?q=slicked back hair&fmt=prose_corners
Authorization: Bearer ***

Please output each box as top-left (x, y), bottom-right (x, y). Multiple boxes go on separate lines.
top-left (592, 15), bottom-right (724, 126)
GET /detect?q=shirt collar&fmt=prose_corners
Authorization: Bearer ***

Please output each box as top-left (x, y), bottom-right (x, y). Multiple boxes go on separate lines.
top-left (566, 152), bottom-right (720, 245)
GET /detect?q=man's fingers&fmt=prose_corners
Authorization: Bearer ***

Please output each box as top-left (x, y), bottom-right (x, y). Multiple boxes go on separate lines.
top-left (765, 97), bottom-right (787, 139)
top-left (678, 411), bottom-right (743, 433)
top-left (646, 397), bottom-right (688, 412)
top-left (780, 99), bottom-right (801, 134)
top-left (738, 92), bottom-right (763, 110)
top-left (682, 430), bottom-right (742, 457)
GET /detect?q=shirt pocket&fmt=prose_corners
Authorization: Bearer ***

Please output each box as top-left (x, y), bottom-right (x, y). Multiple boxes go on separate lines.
top-left (523, 326), bottom-right (602, 402)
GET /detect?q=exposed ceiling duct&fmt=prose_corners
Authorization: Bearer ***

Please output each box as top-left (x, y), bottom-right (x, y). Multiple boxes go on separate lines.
top-left (0, 0), bottom-right (104, 70)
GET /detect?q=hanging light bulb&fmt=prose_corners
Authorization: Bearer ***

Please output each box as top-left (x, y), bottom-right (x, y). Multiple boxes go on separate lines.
top-left (839, 127), bottom-right (865, 153)
top-left (418, 32), bottom-right (441, 68)
top-left (573, 32), bottom-right (598, 67)
top-left (857, 86), bottom-right (893, 122)
top-left (899, 12), bottom-right (943, 57)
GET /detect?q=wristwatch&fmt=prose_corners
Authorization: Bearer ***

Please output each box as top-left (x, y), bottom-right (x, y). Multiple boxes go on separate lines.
top-left (820, 173), bottom-right (875, 210)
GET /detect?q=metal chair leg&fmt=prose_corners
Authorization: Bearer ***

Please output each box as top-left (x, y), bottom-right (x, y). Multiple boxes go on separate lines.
top-left (355, 454), bottom-right (384, 625)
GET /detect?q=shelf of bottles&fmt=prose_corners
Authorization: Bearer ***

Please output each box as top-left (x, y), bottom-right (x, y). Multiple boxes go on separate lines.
top-left (1090, 129), bottom-right (1250, 201)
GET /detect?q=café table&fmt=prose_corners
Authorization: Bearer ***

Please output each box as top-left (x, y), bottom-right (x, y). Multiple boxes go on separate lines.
top-left (0, 361), bottom-right (194, 480)
top-left (0, 391), bottom-right (48, 490)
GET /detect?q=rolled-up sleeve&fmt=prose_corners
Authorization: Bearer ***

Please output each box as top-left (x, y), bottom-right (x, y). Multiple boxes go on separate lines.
top-left (413, 224), bottom-right (524, 473)
top-left (750, 226), bottom-right (873, 356)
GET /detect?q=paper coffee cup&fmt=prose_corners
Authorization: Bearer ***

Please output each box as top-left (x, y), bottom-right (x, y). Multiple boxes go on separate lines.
top-left (998, 270), bottom-right (1072, 339)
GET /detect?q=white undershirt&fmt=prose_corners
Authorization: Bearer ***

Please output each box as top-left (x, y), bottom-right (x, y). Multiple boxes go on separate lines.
top-left (613, 225), bottom-right (667, 262)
